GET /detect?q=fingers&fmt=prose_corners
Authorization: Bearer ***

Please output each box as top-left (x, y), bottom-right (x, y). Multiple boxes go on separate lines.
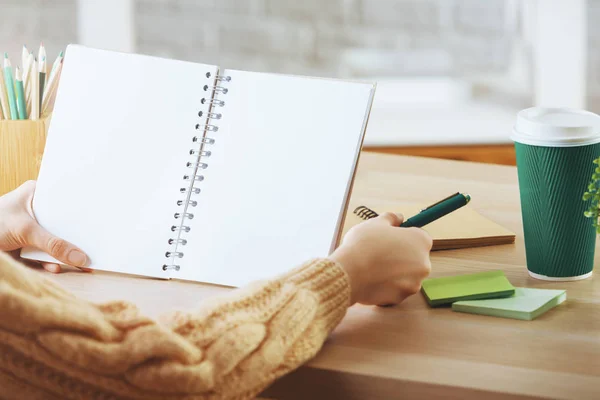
top-left (404, 226), bottom-right (433, 250)
top-left (372, 287), bottom-right (412, 307)
top-left (42, 262), bottom-right (62, 274)
top-left (418, 228), bottom-right (434, 251)
top-left (11, 180), bottom-right (36, 202)
top-left (366, 272), bottom-right (428, 307)
top-left (41, 262), bottom-right (92, 274)
top-left (22, 221), bottom-right (89, 268)
top-left (376, 212), bottom-right (404, 227)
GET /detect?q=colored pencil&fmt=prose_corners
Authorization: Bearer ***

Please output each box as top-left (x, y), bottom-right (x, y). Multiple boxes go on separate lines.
top-left (38, 56), bottom-right (46, 111)
top-left (45, 64), bottom-right (62, 114)
top-left (24, 52), bottom-right (34, 116)
top-left (44, 51), bottom-right (63, 99)
top-left (15, 67), bottom-right (27, 119)
top-left (0, 44), bottom-right (65, 119)
top-left (0, 72), bottom-right (9, 120)
top-left (3, 54), bottom-right (18, 120)
top-left (23, 52), bottom-right (33, 87)
top-left (42, 60), bottom-right (62, 115)
top-left (21, 45), bottom-right (28, 72)
top-left (30, 58), bottom-right (39, 121)
top-left (50, 51), bottom-right (63, 76)
top-left (37, 42), bottom-right (46, 69)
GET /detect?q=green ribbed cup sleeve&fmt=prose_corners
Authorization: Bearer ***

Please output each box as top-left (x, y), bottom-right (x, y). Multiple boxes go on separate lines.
top-left (515, 142), bottom-right (600, 278)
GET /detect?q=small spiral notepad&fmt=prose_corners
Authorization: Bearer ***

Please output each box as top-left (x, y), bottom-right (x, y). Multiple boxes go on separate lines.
top-left (22, 45), bottom-right (375, 286)
top-left (348, 203), bottom-right (515, 250)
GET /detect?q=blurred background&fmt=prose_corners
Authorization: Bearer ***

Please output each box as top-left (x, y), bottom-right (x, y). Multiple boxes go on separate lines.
top-left (1, 0), bottom-right (595, 165)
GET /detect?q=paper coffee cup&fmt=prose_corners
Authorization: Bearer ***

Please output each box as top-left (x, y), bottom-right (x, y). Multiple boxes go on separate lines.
top-left (512, 107), bottom-right (600, 281)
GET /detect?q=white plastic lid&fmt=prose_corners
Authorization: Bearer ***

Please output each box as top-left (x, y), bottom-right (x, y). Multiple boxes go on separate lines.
top-left (512, 107), bottom-right (600, 147)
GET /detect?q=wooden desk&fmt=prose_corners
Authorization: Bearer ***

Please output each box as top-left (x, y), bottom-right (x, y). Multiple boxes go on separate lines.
top-left (364, 143), bottom-right (517, 166)
top-left (44, 153), bottom-right (600, 400)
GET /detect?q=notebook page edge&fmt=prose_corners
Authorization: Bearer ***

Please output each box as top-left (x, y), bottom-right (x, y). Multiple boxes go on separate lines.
top-left (330, 83), bottom-right (377, 253)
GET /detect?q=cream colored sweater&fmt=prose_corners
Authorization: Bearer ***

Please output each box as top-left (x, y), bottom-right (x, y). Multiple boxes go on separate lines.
top-left (0, 251), bottom-right (351, 400)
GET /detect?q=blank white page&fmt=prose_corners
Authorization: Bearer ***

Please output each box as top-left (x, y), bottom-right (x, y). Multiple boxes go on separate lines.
top-left (21, 45), bottom-right (218, 277)
top-left (176, 70), bottom-right (375, 286)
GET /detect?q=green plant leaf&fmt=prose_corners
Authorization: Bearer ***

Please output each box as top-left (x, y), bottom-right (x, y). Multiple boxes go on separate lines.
top-left (583, 158), bottom-right (600, 229)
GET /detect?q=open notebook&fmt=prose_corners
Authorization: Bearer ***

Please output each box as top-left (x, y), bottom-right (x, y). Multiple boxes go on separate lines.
top-left (21, 45), bottom-right (376, 286)
top-left (344, 203), bottom-right (515, 250)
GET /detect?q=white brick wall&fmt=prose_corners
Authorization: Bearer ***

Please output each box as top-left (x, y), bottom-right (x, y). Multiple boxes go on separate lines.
top-left (453, 0), bottom-right (508, 34)
top-left (588, 0), bottom-right (600, 109)
top-left (133, 0), bottom-right (520, 79)
top-left (4, 0), bottom-right (600, 108)
top-left (267, 0), bottom-right (356, 24)
top-left (361, 0), bottom-right (446, 30)
top-left (0, 0), bottom-right (518, 78)
top-left (0, 0), bottom-right (76, 65)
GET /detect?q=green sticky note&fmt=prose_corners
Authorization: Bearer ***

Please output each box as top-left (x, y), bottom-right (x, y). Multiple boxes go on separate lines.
top-left (452, 287), bottom-right (566, 321)
top-left (421, 270), bottom-right (515, 307)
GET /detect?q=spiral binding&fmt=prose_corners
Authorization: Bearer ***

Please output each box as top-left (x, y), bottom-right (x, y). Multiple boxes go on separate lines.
top-left (201, 98), bottom-right (224, 107)
top-left (163, 72), bottom-right (231, 272)
top-left (353, 205), bottom-right (379, 220)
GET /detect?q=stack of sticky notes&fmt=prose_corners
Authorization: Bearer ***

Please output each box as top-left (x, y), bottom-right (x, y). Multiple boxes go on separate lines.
top-left (421, 271), bottom-right (515, 306)
top-left (452, 288), bottom-right (567, 321)
top-left (421, 271), bottom-right (566, 320)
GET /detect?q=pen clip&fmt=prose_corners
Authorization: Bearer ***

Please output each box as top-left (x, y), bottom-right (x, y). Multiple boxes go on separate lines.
top-left (421, 192), bottom-right (460, 211)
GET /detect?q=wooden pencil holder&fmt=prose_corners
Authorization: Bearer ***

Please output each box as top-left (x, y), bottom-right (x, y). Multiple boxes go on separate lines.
top-left (0, 116), bottom-right (50, 196)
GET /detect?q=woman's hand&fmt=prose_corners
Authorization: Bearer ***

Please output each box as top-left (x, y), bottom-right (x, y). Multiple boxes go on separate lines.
top-left (330, 212), bottom-right (432, 306)
top-left (0, 180), bottom-right (89, 273)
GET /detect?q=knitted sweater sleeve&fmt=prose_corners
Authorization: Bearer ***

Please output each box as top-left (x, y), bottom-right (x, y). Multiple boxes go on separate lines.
top-left (0, 251), bottom-right (350, 400)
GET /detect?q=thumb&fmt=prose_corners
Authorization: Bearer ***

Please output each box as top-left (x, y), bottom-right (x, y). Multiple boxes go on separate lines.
top-left (24, 223), bottom-right (89, 268)
top-left (376, 212), bottom-right (404, 227)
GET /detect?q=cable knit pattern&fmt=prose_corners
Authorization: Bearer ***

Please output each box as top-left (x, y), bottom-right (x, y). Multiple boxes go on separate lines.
top-left (0, 252), bottom-right (351, 400)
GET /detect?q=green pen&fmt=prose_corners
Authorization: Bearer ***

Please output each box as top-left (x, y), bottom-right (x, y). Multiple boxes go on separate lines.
top-left (400, 192), bottom-right (471, 228)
